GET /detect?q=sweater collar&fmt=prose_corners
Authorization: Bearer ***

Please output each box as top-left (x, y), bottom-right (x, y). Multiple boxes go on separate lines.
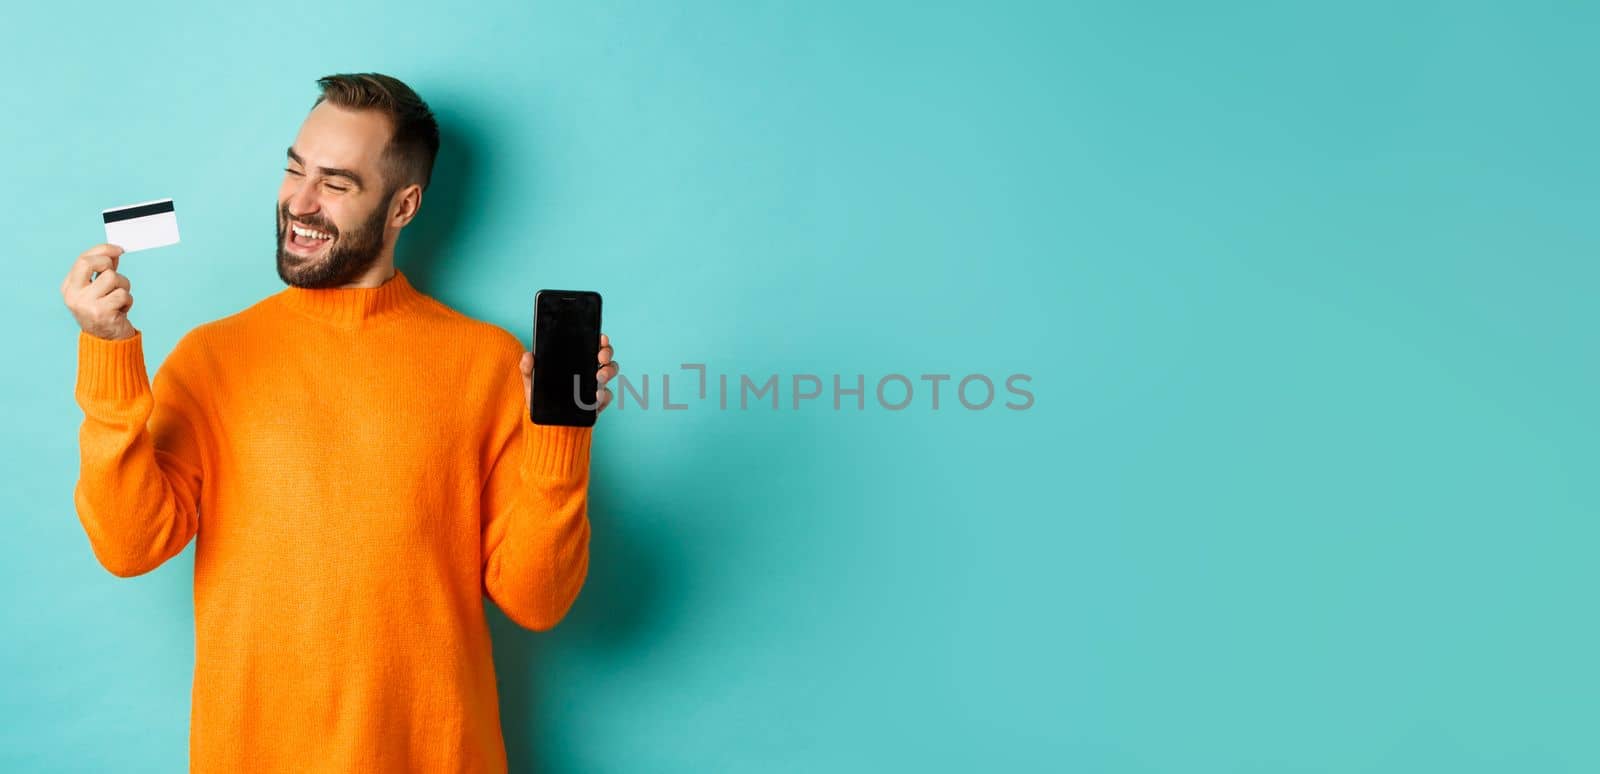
top-left (278, 268), bottom-right (425, 329)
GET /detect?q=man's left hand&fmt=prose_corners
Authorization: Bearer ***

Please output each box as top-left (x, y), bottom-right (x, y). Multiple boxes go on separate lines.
top-left (520, 333), bottom-right (618, 418)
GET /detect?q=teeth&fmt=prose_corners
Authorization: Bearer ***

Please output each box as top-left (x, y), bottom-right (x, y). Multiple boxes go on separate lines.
top-left (291, 224), bottom-right (332, 240)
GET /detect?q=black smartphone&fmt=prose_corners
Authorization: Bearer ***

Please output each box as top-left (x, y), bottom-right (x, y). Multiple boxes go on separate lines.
top-left (531, 290), bottom-right (603, 427)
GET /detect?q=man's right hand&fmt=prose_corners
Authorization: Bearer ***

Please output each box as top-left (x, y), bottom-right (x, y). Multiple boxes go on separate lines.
top-left (62, 244), bottom-right (137, 341)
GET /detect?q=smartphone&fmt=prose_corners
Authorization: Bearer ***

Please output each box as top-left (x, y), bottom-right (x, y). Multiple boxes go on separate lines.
top-left (531, 290), bottom-right (603, 427)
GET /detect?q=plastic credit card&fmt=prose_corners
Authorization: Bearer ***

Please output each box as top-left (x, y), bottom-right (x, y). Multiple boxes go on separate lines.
top-left (103, 198), bottom-right (179, 253)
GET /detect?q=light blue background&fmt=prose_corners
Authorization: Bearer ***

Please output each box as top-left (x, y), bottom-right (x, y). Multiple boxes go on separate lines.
top-left (3, 1), bottom-right (1596, 771)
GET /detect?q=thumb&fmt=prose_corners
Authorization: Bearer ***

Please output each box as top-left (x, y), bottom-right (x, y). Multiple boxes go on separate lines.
top-left (520, 351), bottom-right (533, 405)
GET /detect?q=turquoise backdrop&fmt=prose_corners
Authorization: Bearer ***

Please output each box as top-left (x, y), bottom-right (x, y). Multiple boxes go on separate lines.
top-left (3, 1), bottom-right (1596, 771)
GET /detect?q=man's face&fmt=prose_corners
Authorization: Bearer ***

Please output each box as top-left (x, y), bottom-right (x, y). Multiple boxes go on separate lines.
top-left (277, 102), bottom-right (397, 288)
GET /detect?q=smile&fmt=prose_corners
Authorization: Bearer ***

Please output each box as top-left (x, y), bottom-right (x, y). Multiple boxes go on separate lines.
top-left (290, 223), bottom-right (333, 241)
top-left (285, 220), bottom-right (335, 254)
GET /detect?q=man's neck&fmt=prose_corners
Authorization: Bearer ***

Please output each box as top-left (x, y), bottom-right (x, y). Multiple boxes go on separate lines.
top-left (338, 254), bottom-right (398, 288)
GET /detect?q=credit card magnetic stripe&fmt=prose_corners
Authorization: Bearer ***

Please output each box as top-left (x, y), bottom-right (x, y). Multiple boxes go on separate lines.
top-left (103, 200), bottom-right (175, 223)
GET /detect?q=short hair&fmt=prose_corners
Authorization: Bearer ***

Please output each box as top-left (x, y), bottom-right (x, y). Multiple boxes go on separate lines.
top-left (313, 73), bottom-right (440, 192)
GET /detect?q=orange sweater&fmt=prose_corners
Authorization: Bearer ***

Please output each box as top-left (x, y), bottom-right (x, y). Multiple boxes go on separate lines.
top-left (72, 269), bottom-right (592, 773)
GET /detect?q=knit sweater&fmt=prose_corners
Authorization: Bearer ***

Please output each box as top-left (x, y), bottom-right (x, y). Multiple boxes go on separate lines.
top-left (72, 269), bottom-right (592, 773)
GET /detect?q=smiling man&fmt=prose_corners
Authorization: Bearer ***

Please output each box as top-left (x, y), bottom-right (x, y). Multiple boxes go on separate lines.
top-left (59, 73), bottom-right (618, 773)
top-left (277, 78), bottom-right (425, 289)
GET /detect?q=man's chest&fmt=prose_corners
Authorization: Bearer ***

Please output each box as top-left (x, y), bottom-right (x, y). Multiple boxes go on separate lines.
top-left (195, 344), bottom-right (499, 542)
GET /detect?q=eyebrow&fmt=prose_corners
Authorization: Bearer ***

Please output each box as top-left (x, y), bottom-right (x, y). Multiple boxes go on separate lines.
top-left (286, 147), bottom-right (365, 189)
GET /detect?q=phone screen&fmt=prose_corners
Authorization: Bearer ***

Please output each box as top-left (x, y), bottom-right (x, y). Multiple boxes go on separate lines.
top-left (531, 290), bottom-right (603, 427)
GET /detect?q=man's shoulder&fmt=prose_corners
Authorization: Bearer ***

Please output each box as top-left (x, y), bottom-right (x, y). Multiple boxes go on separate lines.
top-left (413, 297), bottom-right (525, 356)
top-left (170, 301), bottom-right (263, 352)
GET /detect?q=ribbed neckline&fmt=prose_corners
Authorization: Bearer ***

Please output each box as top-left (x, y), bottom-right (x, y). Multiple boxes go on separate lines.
top-left (277, 269), bottom-right (426, 329)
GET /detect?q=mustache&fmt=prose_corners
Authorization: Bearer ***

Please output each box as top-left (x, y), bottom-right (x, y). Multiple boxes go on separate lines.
top-left (279, 205), bottom-right (338, 236)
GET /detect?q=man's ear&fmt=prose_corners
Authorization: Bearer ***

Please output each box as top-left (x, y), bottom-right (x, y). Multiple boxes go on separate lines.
top-left (389, 183), bottom-right (423, 228)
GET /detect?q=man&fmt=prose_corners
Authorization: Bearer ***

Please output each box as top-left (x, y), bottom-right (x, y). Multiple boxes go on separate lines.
top-left (58, 73), bottom-right (619, 773)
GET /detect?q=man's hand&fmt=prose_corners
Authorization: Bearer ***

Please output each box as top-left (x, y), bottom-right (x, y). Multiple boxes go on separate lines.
top-left (519, 333), bottom-right (619, 418)
top-left (62, 244), bottom-right (137, 341)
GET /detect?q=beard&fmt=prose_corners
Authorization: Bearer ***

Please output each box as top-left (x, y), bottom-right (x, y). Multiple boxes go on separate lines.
top-left (275, 194), bottom-right (392, 288)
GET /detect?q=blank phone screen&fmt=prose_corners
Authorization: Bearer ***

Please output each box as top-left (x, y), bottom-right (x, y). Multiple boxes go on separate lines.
top-left (531, 291), bottom-right (602, 427)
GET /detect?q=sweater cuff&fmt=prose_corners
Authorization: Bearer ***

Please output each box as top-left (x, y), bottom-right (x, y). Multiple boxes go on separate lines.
top-left (76, 330), bottom-right (150, 401)
top-left (522, 422), bottom-right (593, 480)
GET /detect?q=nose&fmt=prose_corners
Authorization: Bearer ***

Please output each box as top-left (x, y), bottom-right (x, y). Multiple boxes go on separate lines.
top-left (286, 177), bottom-right (320, 220)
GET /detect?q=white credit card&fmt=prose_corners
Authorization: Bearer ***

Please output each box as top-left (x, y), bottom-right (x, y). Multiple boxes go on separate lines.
top-left (103, 198), bottom-right (180, 253)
